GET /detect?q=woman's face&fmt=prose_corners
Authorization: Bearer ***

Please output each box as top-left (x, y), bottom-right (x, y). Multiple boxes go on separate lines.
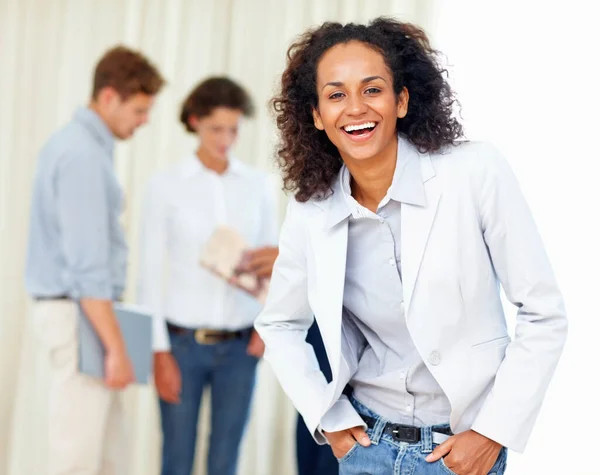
top-left (313, 40), bottom-right (408, 163)
top-left (193, 107), bottom-right (242, 160)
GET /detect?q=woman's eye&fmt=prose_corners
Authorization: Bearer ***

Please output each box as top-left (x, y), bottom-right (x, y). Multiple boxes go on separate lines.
top-left (329, 92), bottom-right (345, 100)
top-left (365, 87), bottom-right (381, 94)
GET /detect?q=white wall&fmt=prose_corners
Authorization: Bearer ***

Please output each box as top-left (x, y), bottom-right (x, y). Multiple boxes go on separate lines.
top-left (428, 1), bottom-right (600, 473)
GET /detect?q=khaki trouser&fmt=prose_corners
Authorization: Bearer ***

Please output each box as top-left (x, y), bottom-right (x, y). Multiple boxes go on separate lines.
top-left (32, 300), bottom-right (127, 475)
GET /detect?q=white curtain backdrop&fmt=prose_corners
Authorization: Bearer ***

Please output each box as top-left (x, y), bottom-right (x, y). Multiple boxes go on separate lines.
top-left (3, 1), bottom-right (598, 474)
top-left (0, 1), bottom-right (424, 474)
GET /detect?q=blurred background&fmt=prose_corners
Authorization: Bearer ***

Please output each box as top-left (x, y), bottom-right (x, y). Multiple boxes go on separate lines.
top-left (0, 0), bottom-right (598, 474)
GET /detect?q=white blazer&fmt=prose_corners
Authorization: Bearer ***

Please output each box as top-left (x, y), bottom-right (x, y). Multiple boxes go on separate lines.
top-left (254, 139), bottom-right (567, 453)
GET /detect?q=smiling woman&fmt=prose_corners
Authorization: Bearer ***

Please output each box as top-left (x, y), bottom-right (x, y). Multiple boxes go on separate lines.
top-left (312, 43), bottom-right (409, 168)
top-left (272, 18), bottom-right (463, 203)
top-left (256, 15), bottom-right (567, 475)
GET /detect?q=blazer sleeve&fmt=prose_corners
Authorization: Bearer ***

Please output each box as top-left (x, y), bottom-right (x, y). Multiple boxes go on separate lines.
top-left (254, 199), bottom-right (330, 444)
top-left (470, 144), bottom-right (568, 453)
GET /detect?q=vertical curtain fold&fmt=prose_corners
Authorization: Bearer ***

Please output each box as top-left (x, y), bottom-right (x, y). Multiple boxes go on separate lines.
top-left (0, 2), bottom-right (421, 474)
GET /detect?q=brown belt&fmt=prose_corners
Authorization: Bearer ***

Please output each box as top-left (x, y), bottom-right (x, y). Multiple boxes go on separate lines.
top-left (166, 322), bottom-right (253, 345)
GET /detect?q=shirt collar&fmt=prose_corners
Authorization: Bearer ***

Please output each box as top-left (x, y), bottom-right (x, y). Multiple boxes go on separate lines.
top-left (325, 135), bottom-right (427, 228)
top-left (180, 153), bottom-right (245, 179)
top-left (74, 107), bottom-right (115, 157)
top-left (387, 135), bottom-right (427, 206)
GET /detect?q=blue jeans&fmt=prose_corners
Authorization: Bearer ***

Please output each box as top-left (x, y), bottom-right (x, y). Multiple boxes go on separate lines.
top-left (339, 397), bottom-right (508, 475)
top-left (159, 328), bottom-right (258, 475)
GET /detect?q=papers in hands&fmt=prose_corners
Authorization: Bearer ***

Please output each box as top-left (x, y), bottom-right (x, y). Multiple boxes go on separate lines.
top-left (199, 226), bottom-right (267, 303)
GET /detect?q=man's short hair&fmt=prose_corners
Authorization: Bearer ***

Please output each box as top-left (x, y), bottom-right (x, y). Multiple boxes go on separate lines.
top-left (92, 45), bottom-right (165, 100)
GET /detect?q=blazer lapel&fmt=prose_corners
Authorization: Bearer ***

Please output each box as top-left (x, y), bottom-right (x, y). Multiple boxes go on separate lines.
top-left (401, 153), bottom-right (442, 316)
top-left (315, 173), bottom-right (351, 382)
top-left (316, 221), bottom-right (348, 381)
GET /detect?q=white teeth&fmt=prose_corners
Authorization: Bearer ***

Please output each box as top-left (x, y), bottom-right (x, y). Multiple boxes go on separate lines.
top-left (343, 122), bottom-right (376, 132)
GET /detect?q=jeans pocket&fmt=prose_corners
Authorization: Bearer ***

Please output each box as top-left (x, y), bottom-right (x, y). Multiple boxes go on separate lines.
top-left (488, 447), bottom-right (508, 474)
top-left (439, 457), bottom-right (459, 475)
top-left (337, 441), bottom-right (360, 464)
top-left (169, 331), bottom-right (192, 353)
top-left (439, 448), bottom-right (507, 475)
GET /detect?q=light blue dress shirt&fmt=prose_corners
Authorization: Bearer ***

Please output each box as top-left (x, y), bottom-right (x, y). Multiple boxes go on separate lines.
top-left (321, 136), bottom-right (451, 430)
top-left (25, 107), bottom-right (127, 300)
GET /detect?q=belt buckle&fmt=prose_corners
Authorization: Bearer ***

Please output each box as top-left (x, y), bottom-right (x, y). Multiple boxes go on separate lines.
top-left (392, 425), bottom-right (419, 443)
top-left (194, 329), bottom-right (219, 345)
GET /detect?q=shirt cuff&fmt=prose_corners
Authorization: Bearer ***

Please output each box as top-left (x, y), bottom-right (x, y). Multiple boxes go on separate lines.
top-left (74, 280), bottom-right (113, 300)
top-left (319, 395), bottom-right (367, 435)
top-left (152, 316), bottom-right (171, 352)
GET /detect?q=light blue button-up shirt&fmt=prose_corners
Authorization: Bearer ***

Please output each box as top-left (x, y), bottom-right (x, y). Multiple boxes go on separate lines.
top-left (25, 107), bottom-right (127, 300)
top-left (321, 136), bottom-right (451, 431)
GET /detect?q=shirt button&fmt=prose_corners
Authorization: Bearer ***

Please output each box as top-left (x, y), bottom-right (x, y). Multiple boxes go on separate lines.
top-left (428, 351), bottom-right (441, 366)
top-left (379, 219), bottom-right (384, 224)
top-left (389, 258), bottom-right (395, 266)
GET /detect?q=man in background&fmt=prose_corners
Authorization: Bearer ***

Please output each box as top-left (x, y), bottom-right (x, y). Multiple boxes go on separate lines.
top-left (24, 46), bottom-right (164, 475)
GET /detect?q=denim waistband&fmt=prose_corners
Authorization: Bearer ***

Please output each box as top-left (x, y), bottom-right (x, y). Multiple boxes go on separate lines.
top-left (350, 394), bottom-right (452, 453)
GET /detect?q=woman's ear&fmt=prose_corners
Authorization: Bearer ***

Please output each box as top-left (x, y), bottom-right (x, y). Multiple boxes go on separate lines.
top-left (397, 87), bottom-right (410, 119)
top-left (312, 107), bottom-right (325, 130)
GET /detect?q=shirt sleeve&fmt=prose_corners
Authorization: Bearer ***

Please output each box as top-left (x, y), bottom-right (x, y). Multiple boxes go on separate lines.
top-left (319, 395), bottom-right (367, 436)
top-left (136, 176), bottom-right (171, 351)
top-left (56, 149), bottom-right (112, 300)
top-left (257, 173), bottom-right (280, 247)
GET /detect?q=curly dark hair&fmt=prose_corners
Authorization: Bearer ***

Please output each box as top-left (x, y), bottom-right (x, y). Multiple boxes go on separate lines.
top-left (180, 77), bottom-right (254, 133)
top-left (272, 17), bottom-right (463, 202)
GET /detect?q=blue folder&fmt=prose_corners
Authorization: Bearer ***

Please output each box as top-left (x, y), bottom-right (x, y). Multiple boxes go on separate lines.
top-left (78, 302), bottom-right (153, 384)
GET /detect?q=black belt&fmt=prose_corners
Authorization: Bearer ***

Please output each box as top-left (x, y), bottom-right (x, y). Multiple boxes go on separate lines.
top-left (33, 295), bottom-right (70, 301)
top-left (362, 415), bottom-right (452, 443)
top-left (166, 322), bottom-right (253, 344)
top-left (33, 296), bottom-right (123, 302)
